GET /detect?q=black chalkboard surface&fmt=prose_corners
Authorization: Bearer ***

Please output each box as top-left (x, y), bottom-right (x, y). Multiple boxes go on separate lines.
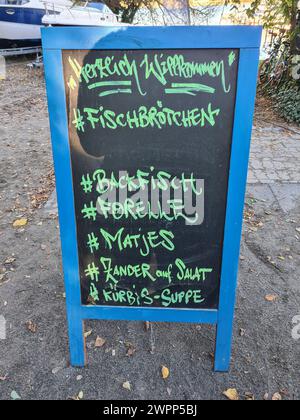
top-left (62, 48), bottom-right (239, 309)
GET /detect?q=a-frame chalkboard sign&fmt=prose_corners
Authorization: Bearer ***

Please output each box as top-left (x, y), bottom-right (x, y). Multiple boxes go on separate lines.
top-left (42, 26), bottom-right (262, 372)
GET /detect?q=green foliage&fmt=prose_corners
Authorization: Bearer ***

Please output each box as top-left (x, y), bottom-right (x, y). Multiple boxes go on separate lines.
top-left (246, 0), bottom-right (296, 26)
top-left (259, 31), bottom-right (300, 125)
top-left (272, 81), bottom-right (300, 124)
top-left (227, 0), bottom-right (298, 40)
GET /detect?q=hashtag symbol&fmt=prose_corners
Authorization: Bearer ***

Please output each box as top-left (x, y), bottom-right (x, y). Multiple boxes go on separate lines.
top-left (72, 108), bottom-right (85, 132)
top-left (87, 233), bottom-right (100, 254)
top-left (81, 174), bottom-right (93, 194)
top-left (89, 283), bottom-right (99, 303)
top-left (228, 51), bottom-right (236, 67)
top-left (85, 263), bottom-right (100, 282)
top-left (81, 202), bottom-right (97, 221)
top-left (68, 75), bottom-right (77, 91)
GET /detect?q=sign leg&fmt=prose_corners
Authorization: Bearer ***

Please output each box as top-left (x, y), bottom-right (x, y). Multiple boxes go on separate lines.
top-left (68, 316), bottom-right (86, 367)
top-left (214, 318), bottom-right (234, 372)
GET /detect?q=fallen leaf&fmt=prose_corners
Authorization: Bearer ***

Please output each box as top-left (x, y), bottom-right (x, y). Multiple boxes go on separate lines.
top-left (162, 366), bottom-right (170, 380)
top-left (94, 336), bottom-right (106, 348)
top-left (280, 389), bottom-right (289, 397)
top-left (0, 375), bottom-right (8, 381)
top-left (26, 321), bottom-right (37, 333)
top-left (84, 330), bottom-right (92, 339)
top-left (223, 388), bottom-right (239, 401)
top-left (245, 392), bottom-right (255, 401)
top-left (76, 375), bottom-right (83, 381)
top-left (239, 328), bottom-right (246, 337)
top-left (296, 227), bottom-right (300, 233)
top-left (13, 218), bottom-right (28, 228)
top-left (126, 347), bottom-right (136, 357)
top-left (265, 294), bottom-right (278, 302)
top-left (0, 273), bottom-right (8, 282)
top-left (249, 226), bottom-right (258, 232)
top-left (77, 391), bottom-right (84, 400)
top-left (272, 392), bottom-right (282, 401)
top-left (11, 391), bottom-right (21, 400)
top-left (125, 342), bottom-right (136, 357)
top-left (52, 366), bottom-right (64, 375)
top-left (263, 393), bottom-right (269, 400)
top-left (122, 381), bottom-right (131, 391)
top-left (4, 256), bottom-right (16, 264)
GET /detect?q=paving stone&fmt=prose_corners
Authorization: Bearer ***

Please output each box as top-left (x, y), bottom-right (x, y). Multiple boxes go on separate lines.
top-left (270, 184), bottom-right (300, 213)
top-left (249, 124), bottom-right (300, 184)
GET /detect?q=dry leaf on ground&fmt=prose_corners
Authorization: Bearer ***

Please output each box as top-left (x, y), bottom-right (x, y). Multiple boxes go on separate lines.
top-left (94, 336), bottom-right (106, 348)
top-left (13, 218), bottom-right (28, 228)
top-left (161, 366), bottom-right (170, 380)
top-left (84, 330), bottom-right (92, 338)
top-left (122, 381), bottom-right (131, 391)
top-left (4, 256), bottom-right (16, 264)
top-left (11, 391), bottom-right (21, 400)
top-left (239, 328), bottom-right (246, 337)
top-left (0, 273), bottom-right (8, 283)
top-left (265, 294), bottom-right (278, 302)
top-left (70, 391), bottom-right (84, 401)
top-left (26, 321), bottom-right (37, 333)
top-left (223, 388), bottom-right (239, 401)
top-left (245, 392), bottom-right (255, 401)
top-left (125, 342), bottom-right (136, 357)
top-left (272, 392), bottom-right (282, 401)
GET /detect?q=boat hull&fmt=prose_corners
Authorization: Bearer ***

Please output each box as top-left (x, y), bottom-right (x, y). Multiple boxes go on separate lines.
top-left (0, 7), bottom-right (43, 48)
top-left (0, 37), bottom-right (41, 49)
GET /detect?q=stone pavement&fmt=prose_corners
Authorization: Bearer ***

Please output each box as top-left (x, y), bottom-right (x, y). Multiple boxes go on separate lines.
top-left (247, 123), bottom-right (300, 215)
top-left (249, 124), bottom-right (300, 184)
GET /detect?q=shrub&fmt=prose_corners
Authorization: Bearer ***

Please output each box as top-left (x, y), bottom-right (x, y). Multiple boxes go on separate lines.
top-left (271, 82), bottom-right (300, 124)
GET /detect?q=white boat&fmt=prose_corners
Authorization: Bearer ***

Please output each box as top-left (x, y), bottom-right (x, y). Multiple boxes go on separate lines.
top-left (0, 0), bottom-right (72, 49)
top-left (42, 1), bottom-right (123, 27)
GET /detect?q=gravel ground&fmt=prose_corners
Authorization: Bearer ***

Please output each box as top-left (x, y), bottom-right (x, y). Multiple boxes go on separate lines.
top-left (0, 61), bottom-right (299, 401)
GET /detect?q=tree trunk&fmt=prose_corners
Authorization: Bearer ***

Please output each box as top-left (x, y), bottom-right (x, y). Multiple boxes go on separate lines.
top-left (290, 0), bottom-right (298, 53)
top-left (121, 5), bottom-right (140, 23)
top-left (186, 0), bottom-right (192, 25)
top-left (104, 0), bottom-right (142, 24)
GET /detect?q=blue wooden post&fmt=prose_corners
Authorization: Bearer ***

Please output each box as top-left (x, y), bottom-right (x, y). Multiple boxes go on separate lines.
top-left (43, 49), bottom-right (86, 367)
top-left (67, 310), bottom-right (85, 367)
top-left (42, 26), bottom-right (262, 372)
top-left (214, 48), bottom-right (261, 371)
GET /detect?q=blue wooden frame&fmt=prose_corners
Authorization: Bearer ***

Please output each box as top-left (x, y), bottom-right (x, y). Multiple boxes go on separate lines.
top-left (42, 26), bottom-right (261, 372)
